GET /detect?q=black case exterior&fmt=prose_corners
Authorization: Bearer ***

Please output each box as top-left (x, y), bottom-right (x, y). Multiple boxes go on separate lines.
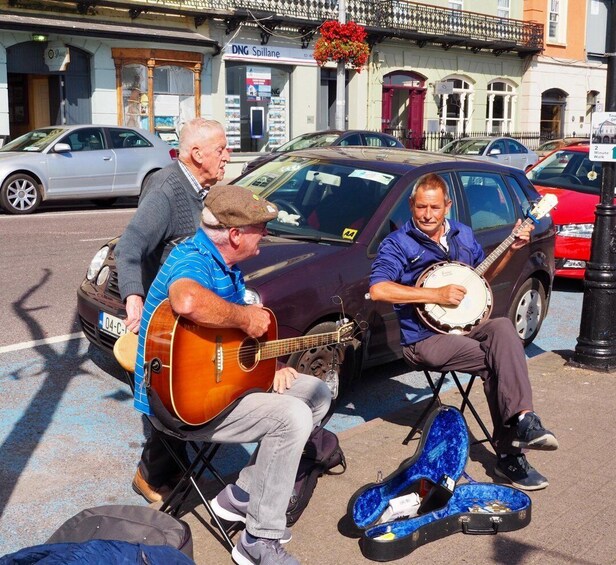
top-left (348, 406), bottom-right (532, 562)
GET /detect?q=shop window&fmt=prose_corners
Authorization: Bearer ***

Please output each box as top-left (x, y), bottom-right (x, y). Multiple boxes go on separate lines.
top-left (122, 64), bottom-right (147, 130)
top-left (113, 48), bottom-right (202, 136)
top-left (225, 63), bottom-right (291, 152)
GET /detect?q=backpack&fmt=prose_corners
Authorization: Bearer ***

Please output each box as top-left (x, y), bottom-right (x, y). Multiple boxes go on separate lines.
top-left (286, 423), bottom-right (346, 526)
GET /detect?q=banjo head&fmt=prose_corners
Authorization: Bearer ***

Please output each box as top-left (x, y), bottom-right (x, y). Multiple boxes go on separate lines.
top-left (417, 261), bottom-right (493, 334)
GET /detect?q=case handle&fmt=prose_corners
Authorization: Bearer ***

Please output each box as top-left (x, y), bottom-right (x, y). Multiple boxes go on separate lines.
top-left (461, 516), bottom-right (501, 535)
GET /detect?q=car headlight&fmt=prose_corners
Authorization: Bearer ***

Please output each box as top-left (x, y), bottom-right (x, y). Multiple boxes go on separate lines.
top-left (556, 223), bottom-right (594, 239)
top-left (86, 246), bottom-right (110, 281)
top-left (244, 288), bottom-right (261, 305)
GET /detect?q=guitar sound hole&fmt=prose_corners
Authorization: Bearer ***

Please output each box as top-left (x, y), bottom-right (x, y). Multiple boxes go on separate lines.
top-left (238, 337), bottom-right (260, 370)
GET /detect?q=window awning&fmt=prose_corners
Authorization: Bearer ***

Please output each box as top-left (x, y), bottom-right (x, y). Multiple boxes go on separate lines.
top-left (0, 11), bottom-right (220, 51)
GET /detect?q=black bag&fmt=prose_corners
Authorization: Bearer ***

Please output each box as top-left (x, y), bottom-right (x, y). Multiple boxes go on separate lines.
top-left (286, 425), bottom-right (346, 526)
top-left (46, 504), bottom-right (193, 559)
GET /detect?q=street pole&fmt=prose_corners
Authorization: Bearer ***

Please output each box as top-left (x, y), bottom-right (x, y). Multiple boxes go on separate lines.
top-left (335, 0), bottom-right (346, 130)
top-left (572, 0), bottom-right (616, 371)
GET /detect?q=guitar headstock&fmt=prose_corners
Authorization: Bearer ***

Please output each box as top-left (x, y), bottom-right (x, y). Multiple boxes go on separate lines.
top-left (336, 319), bottom-right (355, 344)
top-left (528, 193), bottom-right (558, 221)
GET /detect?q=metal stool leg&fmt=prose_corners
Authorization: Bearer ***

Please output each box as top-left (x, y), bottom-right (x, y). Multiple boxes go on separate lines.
top-left (402, 372), bottom-right (447, 445)
top-left (450, 372), bottom-right (497, 452)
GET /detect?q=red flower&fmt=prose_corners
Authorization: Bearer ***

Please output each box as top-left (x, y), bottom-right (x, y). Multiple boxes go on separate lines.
top-left (313, 21), bottom-right (370, 72)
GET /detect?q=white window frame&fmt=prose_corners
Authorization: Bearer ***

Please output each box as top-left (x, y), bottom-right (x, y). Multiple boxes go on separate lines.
top-left (439, 77), bottom-right (473, 136)
top-left (548, 0), bottom-right (568, 44)
top-left (486, 80), bottom-right (517, 134)
top-left (497, 0), bottom-right (510, 19)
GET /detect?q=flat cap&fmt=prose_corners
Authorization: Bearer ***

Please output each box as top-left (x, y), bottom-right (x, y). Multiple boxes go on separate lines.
top-left (203, 185), bottom-right (278, 228)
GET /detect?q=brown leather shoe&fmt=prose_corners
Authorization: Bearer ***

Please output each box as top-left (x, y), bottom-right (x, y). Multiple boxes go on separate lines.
top-left (131, 468), bottom-right (172, 503)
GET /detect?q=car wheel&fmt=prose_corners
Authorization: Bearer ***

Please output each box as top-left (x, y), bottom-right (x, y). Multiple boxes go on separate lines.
top-left (0, 173), bottom-right (42, 215)
top-left (140, 171), bottom-right (157, 196)
top-left (508, 278), bottom-right (547, 347)
top-left (287, 320), bottom-right (360, 403)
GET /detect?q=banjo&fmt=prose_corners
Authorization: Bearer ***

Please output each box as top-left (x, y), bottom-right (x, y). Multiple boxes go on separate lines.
top-left (415, 193), bottom-right (558, 335)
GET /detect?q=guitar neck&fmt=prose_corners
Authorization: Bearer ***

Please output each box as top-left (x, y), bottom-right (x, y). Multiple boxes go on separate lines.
top-left (260, 331), bottom-right (340, 360)
top-left (474, 217), bottom-right (533, 277)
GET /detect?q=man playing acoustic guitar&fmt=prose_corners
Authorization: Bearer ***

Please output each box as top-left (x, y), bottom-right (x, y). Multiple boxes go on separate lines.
top-left (369, 173), bottom-right (558, 491)
top-left (133, 185), bottom-right (331, 565)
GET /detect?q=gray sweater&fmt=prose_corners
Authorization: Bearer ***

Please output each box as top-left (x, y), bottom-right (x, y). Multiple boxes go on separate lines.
top-left (115, 161), bottom-right (203, 301)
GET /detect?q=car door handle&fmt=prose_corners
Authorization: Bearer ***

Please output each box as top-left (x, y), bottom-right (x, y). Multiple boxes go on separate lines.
top-left (103, 157), bottom-right (112, 161)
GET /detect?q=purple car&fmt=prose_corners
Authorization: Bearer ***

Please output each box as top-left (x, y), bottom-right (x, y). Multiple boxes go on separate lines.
top-left (77, 147), bottom-right (554, 398)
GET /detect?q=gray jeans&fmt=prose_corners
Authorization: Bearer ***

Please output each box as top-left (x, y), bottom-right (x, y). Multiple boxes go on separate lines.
top-left (195, 374), bottom-right (331, 539)
top-left (403, 318), bottom-right (533, 455)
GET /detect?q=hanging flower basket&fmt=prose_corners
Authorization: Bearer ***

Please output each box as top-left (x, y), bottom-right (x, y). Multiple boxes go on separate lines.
top-left (313, 21), bottom-right (370, 72)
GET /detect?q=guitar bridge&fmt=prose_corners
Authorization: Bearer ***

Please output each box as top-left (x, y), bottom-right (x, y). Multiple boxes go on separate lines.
top-left (214, 336), bottom-right (223, 383)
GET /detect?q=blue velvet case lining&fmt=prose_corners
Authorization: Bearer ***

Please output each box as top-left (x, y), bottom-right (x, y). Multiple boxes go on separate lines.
top-left (351, 406), bottom-right (531, 540)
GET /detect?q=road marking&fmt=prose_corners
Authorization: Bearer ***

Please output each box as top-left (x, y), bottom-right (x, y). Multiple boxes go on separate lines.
top-left (0, 332), bottom-right (85, 354)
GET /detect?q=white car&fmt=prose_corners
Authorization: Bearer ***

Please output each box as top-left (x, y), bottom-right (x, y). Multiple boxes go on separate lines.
top-left (440, 136), bottom-right (538, 170)
top-left (0, 125), bottom-right (177, 214)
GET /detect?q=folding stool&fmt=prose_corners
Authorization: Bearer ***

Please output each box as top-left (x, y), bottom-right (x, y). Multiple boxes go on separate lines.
top-left (402, 369), bottom-right (496, 452)
top-left (113, 332), bottom-right (236, 552)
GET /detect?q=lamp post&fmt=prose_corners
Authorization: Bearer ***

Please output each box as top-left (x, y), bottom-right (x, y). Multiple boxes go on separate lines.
top-left (572, 0), bottom-right (616, 371)
top-left (335, 0), bottom-right (346, 130)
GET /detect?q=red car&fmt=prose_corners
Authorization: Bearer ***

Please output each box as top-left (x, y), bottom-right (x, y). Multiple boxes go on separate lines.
top-left (527, 145), bottom-right (607, 279)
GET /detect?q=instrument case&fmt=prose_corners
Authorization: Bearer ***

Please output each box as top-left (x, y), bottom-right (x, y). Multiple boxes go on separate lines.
top-left (347, 406), bottom-right (532, 562)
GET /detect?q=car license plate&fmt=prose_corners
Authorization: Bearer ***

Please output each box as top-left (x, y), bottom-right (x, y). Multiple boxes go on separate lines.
top-left (98, 311), bottom-right (127, 338)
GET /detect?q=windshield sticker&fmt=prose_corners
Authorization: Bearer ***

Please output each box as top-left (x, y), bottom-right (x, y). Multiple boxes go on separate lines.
top-left (349, 169), bottom-right (394, 185)
top-left (277, 210), bottom-right (301, 226)
top-left (342, 228), bottom-right (358, 240)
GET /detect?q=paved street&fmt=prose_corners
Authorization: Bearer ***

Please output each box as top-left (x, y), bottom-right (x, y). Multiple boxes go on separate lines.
top-left (0, 207), bottom-right (591, 561)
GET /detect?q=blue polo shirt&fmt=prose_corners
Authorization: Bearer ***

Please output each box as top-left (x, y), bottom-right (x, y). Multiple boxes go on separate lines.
top-left (133, 228), bottom-right (246, 415)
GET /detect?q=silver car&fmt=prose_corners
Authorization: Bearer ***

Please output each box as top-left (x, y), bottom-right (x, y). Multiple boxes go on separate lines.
top-left (0, 125), bottom-right (177, 214)
top-left (440, 136), bottom-right (538, 170)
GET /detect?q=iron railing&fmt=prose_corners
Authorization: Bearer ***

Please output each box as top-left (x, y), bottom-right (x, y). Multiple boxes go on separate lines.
top-left (73, 0), bottom-right (543, 52)
top-left (382, 130), bottom-right (587, 152)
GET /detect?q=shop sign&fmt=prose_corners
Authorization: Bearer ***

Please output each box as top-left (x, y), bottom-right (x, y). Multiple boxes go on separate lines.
top-left (590, 112), bottom-right (616, 162)
top-left (434, 81), bottom-right (454, 95)
top-left (44, 43), bottom-right (70, 72)
top-left (225, 42), bottom-right (317, 65)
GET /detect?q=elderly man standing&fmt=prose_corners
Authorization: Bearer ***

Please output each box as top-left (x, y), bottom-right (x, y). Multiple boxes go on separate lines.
top-left (133, 185), bottom-right (331, 565)
top-left (115, 118), bottom-right (230, 503)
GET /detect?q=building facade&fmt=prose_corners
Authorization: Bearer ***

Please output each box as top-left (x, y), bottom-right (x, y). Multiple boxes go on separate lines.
top-left (520, 0), bottom-right (608, 138)
top-left (0, 0), bottom-right (608, 163)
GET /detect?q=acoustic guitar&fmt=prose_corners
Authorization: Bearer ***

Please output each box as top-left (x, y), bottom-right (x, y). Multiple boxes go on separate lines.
top-left (415, 193), bottom-right (558, 335)
top-left (143, 299), bottom-right (354, 425)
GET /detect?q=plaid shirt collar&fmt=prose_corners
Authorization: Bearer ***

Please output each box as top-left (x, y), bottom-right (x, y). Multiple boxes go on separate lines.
top-left (178, 159), bottom-right (208, 201)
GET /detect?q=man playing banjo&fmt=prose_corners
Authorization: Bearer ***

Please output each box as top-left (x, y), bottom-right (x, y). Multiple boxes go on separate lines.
top-left (369, 172), bottom-right (558, 491)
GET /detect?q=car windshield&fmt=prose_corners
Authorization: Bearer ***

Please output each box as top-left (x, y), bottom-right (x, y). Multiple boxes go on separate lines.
top-left (1, 128), bottom-right (67, 152)
top-left (527, 149), bottom-right (602, 194)
top-left (442, 138), bottom-right (490, 155)
top-left (275, 133), bottom-right (340, 152)
top-left (236, 155), bottom-right (400, 243)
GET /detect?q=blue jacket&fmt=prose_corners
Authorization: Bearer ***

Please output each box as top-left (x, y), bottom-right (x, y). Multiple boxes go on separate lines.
top-left (370, 219), bottom-right (484, 345)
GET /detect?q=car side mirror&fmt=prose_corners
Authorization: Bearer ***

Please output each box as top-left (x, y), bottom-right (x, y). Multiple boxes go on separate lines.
top-left (488, 148), bottom-right (501, 156)
top-left (53, 143), bottom-right (72, 153)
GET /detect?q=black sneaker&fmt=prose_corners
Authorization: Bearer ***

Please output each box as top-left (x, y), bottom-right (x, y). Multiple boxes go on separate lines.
top-left (494, 453), bottom-right (549, 491)
top-left (512, 412), bottom-right (559, 451)
top-left (211, 485), bottom-right (292, 544)
top-left (232, 530), bottom-right (299, 565)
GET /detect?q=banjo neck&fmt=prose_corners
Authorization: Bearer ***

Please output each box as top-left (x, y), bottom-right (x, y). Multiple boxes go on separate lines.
top-left (474, 217), bottom-right (533, 277)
